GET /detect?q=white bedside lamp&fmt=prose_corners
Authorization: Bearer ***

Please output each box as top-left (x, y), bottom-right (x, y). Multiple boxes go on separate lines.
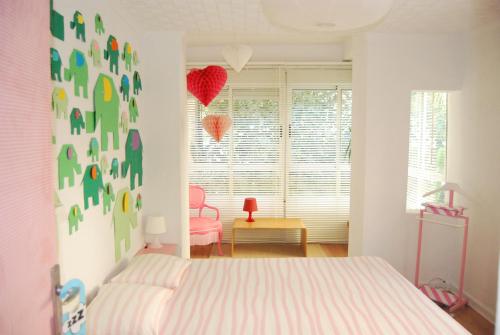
top-left (146, 216), bottom-right (166, 249)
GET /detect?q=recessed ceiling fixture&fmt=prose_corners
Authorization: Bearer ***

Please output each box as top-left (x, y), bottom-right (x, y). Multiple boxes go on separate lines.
top-left (261, 0), bottom-right (394, 32)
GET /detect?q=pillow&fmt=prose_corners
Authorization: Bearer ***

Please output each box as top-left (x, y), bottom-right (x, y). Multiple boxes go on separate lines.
top-left (87, 283), bottom-right (172, 335)
top-left (112, 254), bottom-right (191, 289)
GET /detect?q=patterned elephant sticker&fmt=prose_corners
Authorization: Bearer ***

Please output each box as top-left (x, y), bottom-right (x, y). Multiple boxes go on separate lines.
top-left (120, 74), bottom-right (130, 101)
top-left (94, 13), bottom-right (105, 35)
top-left (93, 74), bottom-right (120, 151)
top-left (122, 42), bottom-right (132, 72)
top-left (68, 205), bottom-right (84, 235)
top-left (136, 193), bottom-right (142, 210)
top-left (121, 129), bottom-right (143, 190)
top-left (120, 111), bottom-right (129, 134)
top-left (104, 35), bottom-right (119, 75)
top-left (70, 10), bottom-right (86, 42)
top-left (88, 39), bottom-right (101, 67)
top-left (132, 50), bottom-right (139, 66)
top-left (112, 187), bottom-right (138, 261)
top-left (52, 87), bottom-right (68, 119)
top-left (129, 97), bottom-right (139, 123)
top-left (103, 183), bottom-right (115, 215)
top-left (133, 71), bottom-right (142, 95)
top-left (100, 155), bottom-right (109, 174)
top-left (87, 137), bottom-right (99, 162)
top-left (70, 108), bottom-right (85, 135)
top-left (110, 158), bottom-right (119, 179)
top-left (58, 144), bottom-right (82, 189)
top-left (64, 49), bottom-right (88, 98)
top-left (82, 164), bottom-right (103, 209)
top-left (51, 48), bottom-right (62, 81)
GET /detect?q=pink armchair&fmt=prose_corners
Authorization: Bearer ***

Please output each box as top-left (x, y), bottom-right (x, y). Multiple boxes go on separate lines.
top-left (189, 185), bottom-right (223, 256)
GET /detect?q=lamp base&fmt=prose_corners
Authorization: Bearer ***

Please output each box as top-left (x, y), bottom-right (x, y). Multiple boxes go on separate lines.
top-left (148, 237), bottom-right (162, 249)
top-left (246, 211), bottom-right (255, 222)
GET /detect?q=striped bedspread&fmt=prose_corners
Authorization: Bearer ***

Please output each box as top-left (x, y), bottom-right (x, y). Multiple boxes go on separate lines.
top-left (158, 256), bottom-right (468, 334)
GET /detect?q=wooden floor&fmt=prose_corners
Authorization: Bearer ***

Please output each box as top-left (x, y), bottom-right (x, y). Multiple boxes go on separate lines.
top-left (191, 243), bottom-right (494, 334)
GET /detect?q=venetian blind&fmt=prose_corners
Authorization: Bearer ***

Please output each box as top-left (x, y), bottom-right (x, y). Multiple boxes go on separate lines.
top-left (188, 67), bottom-right (351, 243)
top-left (407, 91), bottom-right (448, 210)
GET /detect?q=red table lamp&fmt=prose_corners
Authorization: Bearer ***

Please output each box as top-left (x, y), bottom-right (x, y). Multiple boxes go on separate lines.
top-left (243, 198), bottom-right (258, 222)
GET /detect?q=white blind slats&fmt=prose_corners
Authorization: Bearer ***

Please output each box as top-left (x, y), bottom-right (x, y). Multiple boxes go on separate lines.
top-left (407, 91), bottom-right (448, 210)
top-left (188, 70), bottom-right (352, 243)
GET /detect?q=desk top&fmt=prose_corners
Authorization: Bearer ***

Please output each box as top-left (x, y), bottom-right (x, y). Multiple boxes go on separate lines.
top-left (233, 217), bottom-right (305, 229)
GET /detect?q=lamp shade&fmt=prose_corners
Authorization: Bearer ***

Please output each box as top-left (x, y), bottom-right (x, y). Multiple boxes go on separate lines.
top-left (146, 216), bottom-right (166, 235)
top-left (243, 198), bottom-right (258, 212)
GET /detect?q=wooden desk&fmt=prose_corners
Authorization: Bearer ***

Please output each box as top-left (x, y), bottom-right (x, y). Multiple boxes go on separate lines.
top-left (232, 218), bottom-right (307, 257)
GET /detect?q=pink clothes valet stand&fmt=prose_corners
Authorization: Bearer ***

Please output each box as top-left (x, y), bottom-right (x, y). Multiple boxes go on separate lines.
top-left (414, 182), bottom-right (469, 312)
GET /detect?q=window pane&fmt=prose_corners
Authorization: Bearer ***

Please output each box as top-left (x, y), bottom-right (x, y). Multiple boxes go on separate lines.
top-left (406, 91), bottom-right (448, 210)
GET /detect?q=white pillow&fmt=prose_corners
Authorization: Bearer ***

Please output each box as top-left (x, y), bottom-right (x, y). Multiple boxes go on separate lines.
top-left (112, 254), bottom-right (191, 289)
top-left (87, 283), bottom-right (172, 335)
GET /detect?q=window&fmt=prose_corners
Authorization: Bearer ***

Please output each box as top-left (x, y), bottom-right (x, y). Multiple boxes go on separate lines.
top-left (188, 68), bottom-right (351, 242)
top-left (406, 91), bottom-right (448, 210)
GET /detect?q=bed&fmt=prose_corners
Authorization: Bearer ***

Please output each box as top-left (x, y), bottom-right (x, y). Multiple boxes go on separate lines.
top-left (88, 256), bottom-right (470, 335)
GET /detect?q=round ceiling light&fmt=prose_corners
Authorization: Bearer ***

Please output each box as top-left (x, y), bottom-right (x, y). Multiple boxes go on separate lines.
top-left (261, 0), bottom-right (394, 32)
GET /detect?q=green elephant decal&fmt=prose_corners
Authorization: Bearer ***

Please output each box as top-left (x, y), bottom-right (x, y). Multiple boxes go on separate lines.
top-left (70, 108), bottom-right (85, 135)
top-left (122, 42), bottom-right (132, 72)
top-left (64, 49), bottom-right (88, 98)
top-left (132, 50), bottom-right (139, 66)
top-left (88, 39), bottom-right (101, 67)
top-left (50, 0), bottom-right (64, 41)
top-left (100, 155), bottom-right (109, 174)
top-left (103, 183), bottom-right (115, 215)
top-left (120, 112), bottom-right (129, 134)
top-left (52, 87), bottom-right (68, 119)
top-left (68, 205), bottom-right (83, 235)
top-left (104, 35), bottom-right (119, 75)
top-left (133, 71), bottom-right (142, 95)
top-left (93, 73), bottom-right (120, 151)
top-left (58, 144), bottom-right (82, 189)
top-left (110, 158), bottom-right (119, 179)
top-left (129, 97), bottom-right (139, 123)
top-left (121, 129), bottom-right (143, 190)
top-left (82, 164), bottom-right (104, 209)
top-left (136, 193), bottom-right (142, 210)
top-left (94, 13), bottom-right (105, 35)
top-left (87, 137), bottom-right (99, 162)
top-left (120, 74), bottom-right (130, 101)
top-left (70, 10), bottom-right (86, 42)
top-left (112, 187), bottom-right (138, 261)
top-left (50, 48), bottom-right (62, 82)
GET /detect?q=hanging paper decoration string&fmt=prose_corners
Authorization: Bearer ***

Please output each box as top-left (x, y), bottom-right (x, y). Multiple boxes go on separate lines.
top-left (187, 66), bottom-right (227, 107)
top-left (222, 45), bottom-right (253, 73)
top-left (202, 115), bottom-right (232, 142)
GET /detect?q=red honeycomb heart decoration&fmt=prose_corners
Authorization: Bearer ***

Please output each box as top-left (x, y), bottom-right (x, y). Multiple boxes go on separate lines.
top-left (187, 66), bottom-right (227, 107)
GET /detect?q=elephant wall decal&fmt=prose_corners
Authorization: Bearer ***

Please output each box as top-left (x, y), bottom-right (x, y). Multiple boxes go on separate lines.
top-left (94, 13), bottom-right (105, 35)
top-left (110, 158), bottom-right (119, 179)
top-left (51, 48), bottom-right (62, 81)
top-left (69, 10), bottom-right (86, 42)
top-left (58, 144), bottom-right (82, 189)
top-left (70, 108), bottom-right (85, 135)
top-left (68, 205), bottom-right (84, 235)
top-left (120, 74), bottom-right (130, 101)
top-left (88, 39), bottom-right (101, 67)
top-left (81, 164), bottom-right (103, 209)
top-left (133, 71), bottom-right (142, 95)
top-left (93, 73), bottom-right (120, 151)
top-left (122, 42), bottom-right (133, 72)
top-left (102, 182), bottom-right (115, 215)
top-left (64, 49), bottom-right (88, 98)
top-left (87, 137), bottom-right (99, 162)
top-left (129, 97), bottom-right (139, 123)
top-left (112, 187), bottom-right (138, 261)
top-left (52, 87), bottom-right (69, 119)
top-left (120, 111), bottom-right (129, 134)
top-left (121, 129), bottom-right (143, 190)
top-left (104, 35), bottom-right (119, 75)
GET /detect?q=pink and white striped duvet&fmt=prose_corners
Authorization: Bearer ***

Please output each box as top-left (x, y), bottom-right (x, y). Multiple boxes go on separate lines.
top-left (158, 257), bottom-right (469, 335)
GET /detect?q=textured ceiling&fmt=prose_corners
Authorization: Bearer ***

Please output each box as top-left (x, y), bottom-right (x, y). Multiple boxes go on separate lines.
top-left (113, 0), bottom-right (500, 45)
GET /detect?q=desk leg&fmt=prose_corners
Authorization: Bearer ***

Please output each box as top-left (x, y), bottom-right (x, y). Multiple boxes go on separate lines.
top-left (232, 228), bottom-right (235, 257)
top-left (301, 228), bottom-right (307, 257)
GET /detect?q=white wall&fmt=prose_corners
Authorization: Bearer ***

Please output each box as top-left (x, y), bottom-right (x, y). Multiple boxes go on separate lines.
top-left (53, 0), bottom-right (145, 295)
top-left (350, 32), bottom-right (464, 270)
top-left (447, 22), bottom-right (500, 321)
top-left (142, 31), bottom-right (190, 258)
top-left (187, 43), bottom-right (346, 63)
